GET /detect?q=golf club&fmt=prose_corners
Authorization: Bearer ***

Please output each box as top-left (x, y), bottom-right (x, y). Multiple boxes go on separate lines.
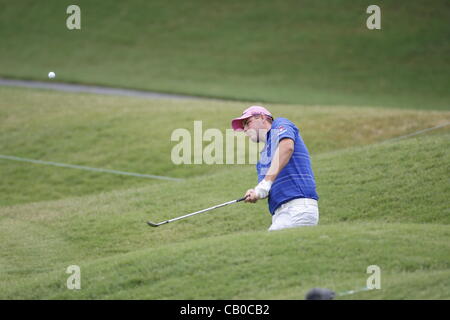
top-left (147, 196), bottom-right (248, 227)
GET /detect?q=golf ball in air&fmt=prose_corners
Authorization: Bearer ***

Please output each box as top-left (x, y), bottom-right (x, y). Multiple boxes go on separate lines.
top-left (48, 71), bottom-right (56, 79)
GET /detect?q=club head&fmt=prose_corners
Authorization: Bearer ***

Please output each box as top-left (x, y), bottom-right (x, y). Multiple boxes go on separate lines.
top-left (147, 221), bottom-right (161, 227)
top-left (305, 288), bottom-right (335, 300)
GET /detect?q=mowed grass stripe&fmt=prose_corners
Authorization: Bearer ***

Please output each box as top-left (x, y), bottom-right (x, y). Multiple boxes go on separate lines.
top-left (0, 154), bottom-right (183, 181)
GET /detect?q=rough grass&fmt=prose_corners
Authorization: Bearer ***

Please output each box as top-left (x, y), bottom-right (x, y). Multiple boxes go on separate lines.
top-left (0, 107), bottom-right (448, 298)
top-left (2, 224), bottom-right (449, 300)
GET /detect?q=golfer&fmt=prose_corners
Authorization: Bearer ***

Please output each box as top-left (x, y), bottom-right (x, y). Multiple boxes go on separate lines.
top-left (231, 106), bottom-right (319, 231)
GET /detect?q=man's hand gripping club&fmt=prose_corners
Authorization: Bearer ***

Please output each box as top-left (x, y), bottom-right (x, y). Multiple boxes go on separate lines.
top-left (244, 179), bottom-right (273, 203)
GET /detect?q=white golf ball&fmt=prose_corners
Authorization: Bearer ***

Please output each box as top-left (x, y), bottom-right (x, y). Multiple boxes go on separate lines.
top-left (48, 72), bottom-right (56, 79)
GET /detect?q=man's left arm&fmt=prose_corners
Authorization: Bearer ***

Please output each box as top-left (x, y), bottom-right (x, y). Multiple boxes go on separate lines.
top-left (245, 138), bottom-right (294, 202)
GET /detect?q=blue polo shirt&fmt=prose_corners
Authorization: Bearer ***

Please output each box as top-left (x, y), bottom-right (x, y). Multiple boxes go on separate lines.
top-left (256, 118), bottom-right (318, 215)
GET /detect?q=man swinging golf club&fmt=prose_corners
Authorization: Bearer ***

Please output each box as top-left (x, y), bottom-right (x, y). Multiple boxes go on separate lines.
top-left (231, 106), bottom-right (319, 231)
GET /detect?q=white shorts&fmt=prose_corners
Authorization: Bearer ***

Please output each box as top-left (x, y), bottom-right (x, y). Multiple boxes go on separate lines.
top-left (268, 198), bottom-right (319, 231)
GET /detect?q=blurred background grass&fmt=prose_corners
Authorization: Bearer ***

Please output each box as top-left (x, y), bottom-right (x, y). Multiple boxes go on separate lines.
top-left (0, 0), bottom-right (449, 109)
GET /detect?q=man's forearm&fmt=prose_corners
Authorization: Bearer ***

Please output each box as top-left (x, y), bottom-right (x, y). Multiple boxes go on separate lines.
top-left (264, 138), bottom-right (294, 182)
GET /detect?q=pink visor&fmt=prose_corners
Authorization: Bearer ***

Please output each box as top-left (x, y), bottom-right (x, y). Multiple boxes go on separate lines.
top-left (231, 106), bottom-right (273, 131)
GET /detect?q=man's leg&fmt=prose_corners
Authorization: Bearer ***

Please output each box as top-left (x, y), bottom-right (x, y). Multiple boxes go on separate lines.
top-left (268, 200), bottom-right (319, 231)
top-left (268, 207), bottom-right (292, 231)
top-left (290, 202), bottom-right (319, 226)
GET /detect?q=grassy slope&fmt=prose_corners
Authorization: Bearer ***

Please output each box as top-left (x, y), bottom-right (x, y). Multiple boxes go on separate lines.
top-left (1, 86), bottom-right (449, 206)
top-left (0, 126), bottom-right (448, 299)
top-left (1, 0), bottom-right (448, 301)
top-left (0, 0), bottom-right (449, 110)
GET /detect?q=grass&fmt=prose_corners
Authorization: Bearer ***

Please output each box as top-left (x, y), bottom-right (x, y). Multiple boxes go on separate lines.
top-left (0, 0), bottom-right (449, 110)
top-left (0, 87), bottom-right (449, 299)
top-left (0, 88), bottom-right (450, 205)
top-left (1, 0), bottom-right (448, 300)
top-left (1, 86), bottom-right (449, 206)
top-left (2, 224), bottom-right (449, 299)
top-left (316, 133), bottom-right (450, 224)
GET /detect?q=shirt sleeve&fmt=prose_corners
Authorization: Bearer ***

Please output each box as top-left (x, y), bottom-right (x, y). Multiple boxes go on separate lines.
top-left (272, 120), bottom-right (296, 142)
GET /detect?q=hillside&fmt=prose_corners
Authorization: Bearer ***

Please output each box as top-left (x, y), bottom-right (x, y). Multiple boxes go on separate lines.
top-left (1, 0), bottom-right (449, 302)
top-left (1, 121), bottom-right (448, 299)
top-left (0, 0), bottom-right (449, 109)
top-left (1, 86), bottom-right (448, 206)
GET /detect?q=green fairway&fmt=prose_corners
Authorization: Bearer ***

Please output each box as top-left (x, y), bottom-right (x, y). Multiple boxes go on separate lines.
top-left (0, 86), bottom-right (449, 299)
top-left (0, 0), bottom-right (449, 110)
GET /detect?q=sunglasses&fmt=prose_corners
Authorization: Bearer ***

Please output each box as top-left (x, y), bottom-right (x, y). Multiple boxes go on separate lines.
top-left (242, 113), bottom-right (272, 127)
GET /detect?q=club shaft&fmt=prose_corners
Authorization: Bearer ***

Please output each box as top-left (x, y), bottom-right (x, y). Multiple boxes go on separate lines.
top-left (165, 199), bottom-right (239, 224)
top-left (151, 196), bottom-right (247, 226)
